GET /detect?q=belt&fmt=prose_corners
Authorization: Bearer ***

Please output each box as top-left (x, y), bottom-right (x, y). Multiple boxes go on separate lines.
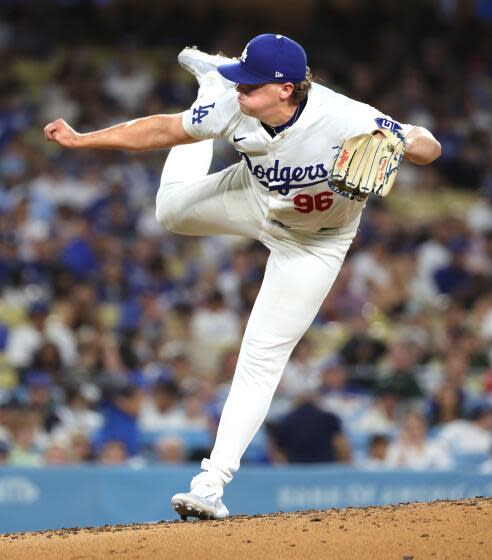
top-left (269, 219), bottom-right (340, 233)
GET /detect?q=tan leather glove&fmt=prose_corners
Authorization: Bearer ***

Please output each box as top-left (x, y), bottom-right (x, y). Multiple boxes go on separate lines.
top-left (330, 128), bottom-right (407, 199)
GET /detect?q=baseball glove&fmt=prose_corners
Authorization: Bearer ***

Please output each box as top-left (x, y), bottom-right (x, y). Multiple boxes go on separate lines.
top-left (330, 128), bottom-right (407, 199)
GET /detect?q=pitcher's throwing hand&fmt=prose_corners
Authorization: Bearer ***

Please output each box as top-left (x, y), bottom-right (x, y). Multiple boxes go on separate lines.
top-left (44, 118), bottom-right (81, 148)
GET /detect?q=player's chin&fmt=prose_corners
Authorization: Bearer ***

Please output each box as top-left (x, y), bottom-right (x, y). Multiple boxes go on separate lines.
top-left (238, 103), bottom-right (253, 117)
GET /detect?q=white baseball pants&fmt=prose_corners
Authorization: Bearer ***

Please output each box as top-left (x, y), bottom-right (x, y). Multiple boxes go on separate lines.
top-left (156, 140), bottom-right (358, 485)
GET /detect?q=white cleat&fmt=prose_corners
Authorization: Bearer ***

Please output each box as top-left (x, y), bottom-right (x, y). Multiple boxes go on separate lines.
top-left (171, 491), bottom-right (229, 520)
top-left (178, 46), bottom-right (235, 87)
top-left (171, 475), bottom-right (229, 520)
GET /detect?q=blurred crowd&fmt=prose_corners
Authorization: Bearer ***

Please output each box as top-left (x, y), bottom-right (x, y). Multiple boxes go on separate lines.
top-left (0, 1), bottom-right (491, 473)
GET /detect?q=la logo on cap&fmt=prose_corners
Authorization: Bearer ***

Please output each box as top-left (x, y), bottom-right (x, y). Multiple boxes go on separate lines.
top-left (240, 45), bottom-right (249, 63)
top-left (217, 33), bottom-right (307, 85)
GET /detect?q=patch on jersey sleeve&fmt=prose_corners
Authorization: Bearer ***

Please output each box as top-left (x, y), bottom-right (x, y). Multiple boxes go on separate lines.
top-left (192, 103), bottom-right (216, 124)
top-left (374, 117), bottom-right (402, 132)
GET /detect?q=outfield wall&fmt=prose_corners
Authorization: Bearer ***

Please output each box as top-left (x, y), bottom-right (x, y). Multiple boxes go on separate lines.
top-left (0, 466), bottom-right (491, 533)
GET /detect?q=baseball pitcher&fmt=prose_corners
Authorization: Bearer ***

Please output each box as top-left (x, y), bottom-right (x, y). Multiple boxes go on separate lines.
top-left (44, 33), bottom-right (441, 520)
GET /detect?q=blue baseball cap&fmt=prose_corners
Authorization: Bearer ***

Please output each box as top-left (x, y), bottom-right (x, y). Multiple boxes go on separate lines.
top-left (218, 33), bottom-right (307, 85)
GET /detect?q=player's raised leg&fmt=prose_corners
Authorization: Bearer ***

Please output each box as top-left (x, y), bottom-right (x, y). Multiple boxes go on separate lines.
top-left (156, 146), bottom-right (262, 239)
top-left (155, 67), bottom-right (261, 239)
top-left (171, 230), bottom-right (355, 519)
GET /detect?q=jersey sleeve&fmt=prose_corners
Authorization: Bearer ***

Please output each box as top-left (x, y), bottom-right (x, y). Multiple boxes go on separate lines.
top-left (182, 89), bottom-right (240, 140)
top-left (332, 91), bottom-right (413, 138)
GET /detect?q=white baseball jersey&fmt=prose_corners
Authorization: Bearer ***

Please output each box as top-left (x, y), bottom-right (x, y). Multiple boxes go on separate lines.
top-left (182, 82), bottom-right (413, 233)
top-left (162, 83), bottom-right (416, 490)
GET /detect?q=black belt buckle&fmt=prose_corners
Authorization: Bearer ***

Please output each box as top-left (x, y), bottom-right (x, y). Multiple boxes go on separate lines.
top-left (270, 219), bottom-right (291, 229)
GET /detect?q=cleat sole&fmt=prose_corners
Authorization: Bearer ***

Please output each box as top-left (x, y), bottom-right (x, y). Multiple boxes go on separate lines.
top-left (171, 493), bottom-right (221, 520)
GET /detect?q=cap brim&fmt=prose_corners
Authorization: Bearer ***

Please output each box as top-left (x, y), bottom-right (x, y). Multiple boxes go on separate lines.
top-left (217, 62), bottom-right (270, 85)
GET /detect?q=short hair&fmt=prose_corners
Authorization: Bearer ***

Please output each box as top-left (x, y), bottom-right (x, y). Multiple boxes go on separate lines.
top-left (369, 434), bottom-right (390, 448)
top-left (291, 66), bottom-right (312, 105)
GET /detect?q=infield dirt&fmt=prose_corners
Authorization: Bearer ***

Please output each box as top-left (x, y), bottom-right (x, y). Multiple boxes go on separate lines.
top-left (1, 497), bottom-right (491, 559)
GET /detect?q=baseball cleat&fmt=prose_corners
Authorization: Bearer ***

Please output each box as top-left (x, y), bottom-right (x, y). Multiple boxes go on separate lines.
top-left (171, 491), bottom-right (229, 520)
top-left (178, 47), bottom-right (235, 86)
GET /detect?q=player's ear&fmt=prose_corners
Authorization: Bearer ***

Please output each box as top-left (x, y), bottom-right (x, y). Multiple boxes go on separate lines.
top-left (279, 82), bottom-right (294, 101)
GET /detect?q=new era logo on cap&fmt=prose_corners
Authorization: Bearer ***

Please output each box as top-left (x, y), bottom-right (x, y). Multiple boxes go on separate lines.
top-left (218, 33), bottom-right (307, 85)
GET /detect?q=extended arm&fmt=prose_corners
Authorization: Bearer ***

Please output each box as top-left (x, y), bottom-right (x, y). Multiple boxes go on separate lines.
top-left (44, 113), bottom-right (197, 152)
top-left (404, 126), bottom-right (441, 165)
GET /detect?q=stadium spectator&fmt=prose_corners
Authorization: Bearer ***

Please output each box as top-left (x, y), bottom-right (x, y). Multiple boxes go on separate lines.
top-left (438, 352), bottom-right (476, 408)
top-left (43, 441), bottom-right (71, 465)
top-left (349, 240), bottom-right (393, 301)
top-left (139, 372), bottom-right (183, 431)
top-left (338, 316), bottom-right (386, 387)
top-left (69, 431), bottom-right (93, 463)
top-left (103, 49), bottom-right (154, 113)
top-left (435, 403), bottom-right (492, 455)
top-left (269, 395), bottom-right (351, 464)
top-left (52, 384), bottom-right (102, 441)
top-left (30, 342), bottom-right (64, 385)
top-left (8, 413), bottom-right (43, 467)
top-left (154, 435), bottom-right (186, 464)
top-left (318, 356), bottom-right (368, 421)
top-left (93, 374), bottom-right (145, 458)
top-left (434, 238), bottom-right (473, 300)
top-left (412, 219), bottom-right (451, 303)
top-left (22, 370), bottom-right (61, 433)
top-left (190, 289), bottom-right (241, 372)
top-left (377, 339), bottom-right (424, 399)
top-left (180, 390), bottom-right (210, 430)
top-left (385, 410), bottom-right (453, 470)
top-left (426, 382), bottom-right (468, 427)
top-left (97, 440), bottom-right (128, 466)
top-left (351, 385), bottom-right (401, 435)
top-left (467, 186), bottom-right (492, 234)
top-left (5, 300), bottom-right (77, 371)
top-left (357, 434), bottom-right (391, 470)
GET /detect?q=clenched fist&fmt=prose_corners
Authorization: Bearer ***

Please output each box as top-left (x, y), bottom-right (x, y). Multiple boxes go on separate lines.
top-left (44, 118), bottom-right (81, 148)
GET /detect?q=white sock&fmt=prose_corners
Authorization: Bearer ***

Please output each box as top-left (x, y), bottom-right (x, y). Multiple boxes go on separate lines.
top-left (160, 139), bottom-right (214, 186)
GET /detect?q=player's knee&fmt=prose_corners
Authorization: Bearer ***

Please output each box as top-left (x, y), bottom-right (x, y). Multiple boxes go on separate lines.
top-left (155, 201), bottom-right (173, 230)
top-left (155, 187), bottom-right (179, 231)
top-left (238, 337), bottom-right (290, 384)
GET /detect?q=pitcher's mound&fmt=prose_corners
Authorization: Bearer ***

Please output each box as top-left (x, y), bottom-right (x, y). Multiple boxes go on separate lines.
top-left (2, 497), bottom-right (491, 560)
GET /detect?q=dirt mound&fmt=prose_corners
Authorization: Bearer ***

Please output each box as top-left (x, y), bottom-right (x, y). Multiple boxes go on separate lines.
top-left (2, 497), bottom-right (491, 560)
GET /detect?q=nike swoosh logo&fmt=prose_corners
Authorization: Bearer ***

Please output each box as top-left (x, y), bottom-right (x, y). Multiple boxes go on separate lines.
top-left (233, 135), bottom-right (247, 142)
